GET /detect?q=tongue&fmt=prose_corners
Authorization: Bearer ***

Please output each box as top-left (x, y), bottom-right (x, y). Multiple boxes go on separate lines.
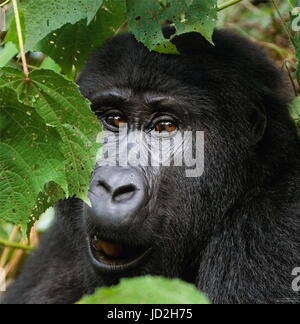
top-left (93, 240), bottom-right (124, 258)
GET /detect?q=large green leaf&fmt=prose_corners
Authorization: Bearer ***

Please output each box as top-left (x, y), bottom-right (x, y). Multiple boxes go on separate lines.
top-left (0, 87), bottom-right (67, 228)
top-left (35, 0), bottom-right (126, 76)
top-left (126, 0), bottom-right (218, 52)
top-left (78, 276), bottom-right (210, 304)
top-left (20, 0), bottom-right (104, 50)
top-left (0, 68), bottom-right (101, 203)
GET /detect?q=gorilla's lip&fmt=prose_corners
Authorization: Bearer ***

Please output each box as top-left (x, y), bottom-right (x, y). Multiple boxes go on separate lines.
top-left (88, 237), bottom-right (153, 273)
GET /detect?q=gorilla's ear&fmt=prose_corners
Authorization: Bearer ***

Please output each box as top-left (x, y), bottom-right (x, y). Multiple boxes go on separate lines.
top-left (249, 105), bottom-right (267, 145)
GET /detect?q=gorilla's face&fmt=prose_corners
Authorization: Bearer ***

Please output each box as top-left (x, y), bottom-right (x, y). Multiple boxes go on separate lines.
top-left (82, 88), bottom-right (206, 280)
top-left (77, 33), bottom-right (266, 282)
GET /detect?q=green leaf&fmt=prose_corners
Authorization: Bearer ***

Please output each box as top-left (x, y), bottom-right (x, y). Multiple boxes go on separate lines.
top-left (0, 221), bottom-right (13, 240)
top-left (0, 87), bottom-right (67, 228)
top-left (289, 0), bottom-right (300, 8)
top-left (126, 0), bottom-right (218, 53)
top-left (0, 43), bottom-right (18, 68)
top-left (289, 96), bottom-right (300, 121)
top-left (78, 276), bottom-right (210, 304)
top-left (294, 32), bottom-right (300, 82)
top-left (40, 57), bottom-right (61, 74)
top-left (0, 68), bottom-right (101, 203)
top-left (20, 0), bottom-right (104, 50)
top-left (153, 40), bottom-right (179, 54)
top-left (289, 97), bottom-right (300, 135)
top-left (87, 0), bottom-right (105, 24)
top-left (4, 10), bottom-right (25, 51)
top-left (35, 0), bottom-right (126, 77)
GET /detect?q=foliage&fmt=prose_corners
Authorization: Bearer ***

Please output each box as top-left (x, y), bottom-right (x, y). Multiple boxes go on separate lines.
top-left (78, 276), bottom-right (210, 304)
top-left (21, 0), bottom-right (104, 50)
top-left (290, 92), bottom-right (300, 124)
top-left (219, 0), bottom-right (300, 132)
top-left (288, 0), bottom-right (300, 131)
top-left (0, 86), bottom-right (66, 225)
top-left (0, 68), bottom-right (100, 228)
top-left (126, 0), bottom-right (217, 53)
top-left (35, 0), bottom-right (127, 77)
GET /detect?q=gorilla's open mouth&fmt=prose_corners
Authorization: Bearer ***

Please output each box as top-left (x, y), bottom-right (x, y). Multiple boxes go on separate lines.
top-left (88, 236), bottom-right (152, 273)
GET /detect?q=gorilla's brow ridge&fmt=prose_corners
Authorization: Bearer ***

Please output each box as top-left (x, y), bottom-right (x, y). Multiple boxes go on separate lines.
top-left (91, 89), bottom-right (187, 117)
top-left (91, 89), bottom-right (131, 108)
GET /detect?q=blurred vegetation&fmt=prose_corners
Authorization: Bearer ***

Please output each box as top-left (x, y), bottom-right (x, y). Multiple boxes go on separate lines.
top-left (219, 0), bottom-right (297, 88)
top-left (78, 276), bottom-right (210, 304)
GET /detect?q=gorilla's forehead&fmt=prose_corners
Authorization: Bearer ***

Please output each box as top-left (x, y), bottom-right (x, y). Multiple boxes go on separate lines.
top-left (78, 34), bottom-right (211, 102)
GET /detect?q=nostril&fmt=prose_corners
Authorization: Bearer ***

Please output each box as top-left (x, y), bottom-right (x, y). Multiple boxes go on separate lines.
top-left (98, 181), bottom-right (111, 193)
top-left (112, 184), bottom-right (137, 203)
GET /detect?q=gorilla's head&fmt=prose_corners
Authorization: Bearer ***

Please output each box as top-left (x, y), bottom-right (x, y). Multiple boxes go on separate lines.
top-left (77, 30), bottom-right (297, 283)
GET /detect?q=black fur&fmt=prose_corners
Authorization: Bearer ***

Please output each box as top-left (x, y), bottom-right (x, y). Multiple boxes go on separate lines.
top-left (2, 30), bottom-right (300, 304)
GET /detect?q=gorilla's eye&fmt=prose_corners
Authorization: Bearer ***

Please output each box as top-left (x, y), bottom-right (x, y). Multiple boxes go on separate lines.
top-left (104, 115), bottom-right (126, 130)
top-left (155, 121), bottom-right (177, 133)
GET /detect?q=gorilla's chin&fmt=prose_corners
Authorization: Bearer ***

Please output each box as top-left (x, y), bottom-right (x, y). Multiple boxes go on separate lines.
top-left (87, 236), bottom-right (153, 273)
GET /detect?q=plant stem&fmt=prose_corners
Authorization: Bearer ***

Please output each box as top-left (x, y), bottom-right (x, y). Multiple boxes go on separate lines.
top-left (218, 0), bottom-right (243, 11)
top-left (0, 239), bottom-right (33, 251)
top-left (0, 0), bottom-right (10, 8)
top-left (11, 0), bottom-right (29, 79)
top-left (283, 60), bottom-right (298, 96)
top-left (271, 0), bottom-right (294, 44)
top-left (115, 21), bottom-right (128, 35)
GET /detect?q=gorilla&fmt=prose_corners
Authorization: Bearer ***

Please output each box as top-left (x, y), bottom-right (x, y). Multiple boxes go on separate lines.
top-left (2, 29), bottom-right (300, 304)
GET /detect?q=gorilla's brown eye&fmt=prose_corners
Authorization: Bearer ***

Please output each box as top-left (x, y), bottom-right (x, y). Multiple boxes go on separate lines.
top-left (105, 115), bottom-right (125, 129)
top-left (155, 121), bottom-right (177, 133)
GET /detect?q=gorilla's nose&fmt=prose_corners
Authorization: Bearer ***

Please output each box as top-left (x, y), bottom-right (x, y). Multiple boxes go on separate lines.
top-left (86, 167), bottom-right (148, 230)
